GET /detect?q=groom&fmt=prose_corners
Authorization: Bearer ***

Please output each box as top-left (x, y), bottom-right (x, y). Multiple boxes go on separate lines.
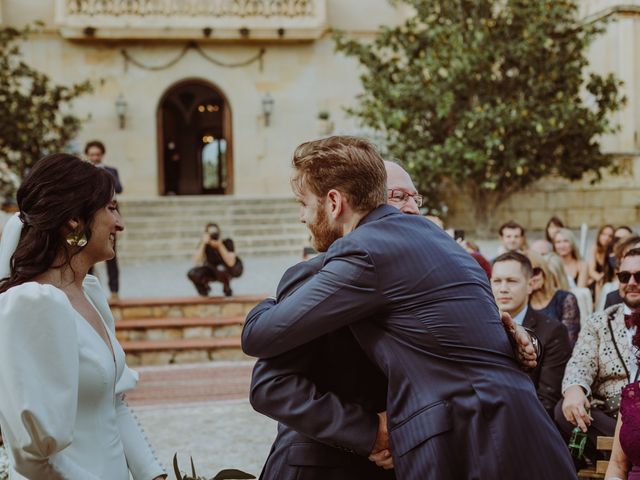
top-left (242, 136), bottom-right (575, 479)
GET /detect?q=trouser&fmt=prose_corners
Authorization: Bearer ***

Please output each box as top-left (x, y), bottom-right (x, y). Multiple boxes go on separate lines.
top-left (553, 399), bottom-right (617, 467)
top-left (187, 264), bottom-right (233, 296)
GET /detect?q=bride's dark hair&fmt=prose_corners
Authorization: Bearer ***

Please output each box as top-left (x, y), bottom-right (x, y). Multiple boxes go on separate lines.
top-left (0, 153), bottom-right (115, 293)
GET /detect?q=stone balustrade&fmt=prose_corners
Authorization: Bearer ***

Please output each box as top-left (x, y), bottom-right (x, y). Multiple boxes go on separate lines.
top-left (55, 0), bottom-right (327, 40)
top-left (65, 0), bottom-right (316, 18)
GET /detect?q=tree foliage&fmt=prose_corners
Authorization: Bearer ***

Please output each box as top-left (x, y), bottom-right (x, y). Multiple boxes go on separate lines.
top-left (0, 25), bottom-right (92, 199)
top-left (335, 0), bottom-right (626, 230)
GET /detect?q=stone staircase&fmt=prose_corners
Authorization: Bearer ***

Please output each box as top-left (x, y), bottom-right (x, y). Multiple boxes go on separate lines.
top-left (117, 196), bottom-right (308, 265)
top-left (112, 295), bottom-right (263, 366)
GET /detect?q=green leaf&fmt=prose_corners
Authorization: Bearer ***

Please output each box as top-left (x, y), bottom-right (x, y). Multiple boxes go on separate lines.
top-left (212, 469), bottom-right (256, 480)
top-left (173, 454), bottom-right (183, 480)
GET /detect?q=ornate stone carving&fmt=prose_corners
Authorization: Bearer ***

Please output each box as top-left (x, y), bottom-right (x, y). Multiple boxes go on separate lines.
top-left (66, 0), bottom-right (316, 18)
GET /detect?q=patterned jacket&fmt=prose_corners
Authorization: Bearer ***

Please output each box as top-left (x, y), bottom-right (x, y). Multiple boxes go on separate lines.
top-left (561, 304), bottom-right (634, 413)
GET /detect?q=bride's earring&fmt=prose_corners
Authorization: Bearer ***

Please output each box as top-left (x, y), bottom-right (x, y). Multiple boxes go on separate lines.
top-left (66, 228), bottom-right (88, 248)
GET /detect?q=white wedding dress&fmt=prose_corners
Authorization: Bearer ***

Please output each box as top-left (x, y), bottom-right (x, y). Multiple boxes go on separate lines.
top-left (0, 264), bottom-right (165, 479)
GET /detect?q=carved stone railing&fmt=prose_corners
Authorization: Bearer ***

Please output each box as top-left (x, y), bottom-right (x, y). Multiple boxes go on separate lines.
top-left (55, 0), bottom-right (327, 40)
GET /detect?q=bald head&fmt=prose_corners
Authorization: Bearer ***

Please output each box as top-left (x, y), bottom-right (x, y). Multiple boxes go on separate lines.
top-left (384, 161), bottom-right (420, 215)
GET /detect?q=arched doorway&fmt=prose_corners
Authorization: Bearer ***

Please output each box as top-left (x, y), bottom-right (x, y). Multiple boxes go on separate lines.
top-left (157, 79), bottom-right (233, 195)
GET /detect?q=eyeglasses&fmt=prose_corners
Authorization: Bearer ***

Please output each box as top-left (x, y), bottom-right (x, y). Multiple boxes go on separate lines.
top-left (388, 189), bottom-right (423, 207)
top-left (532, 267), bottom-right (543, 276)
top-left (617, 271), bottom-right (640, 284)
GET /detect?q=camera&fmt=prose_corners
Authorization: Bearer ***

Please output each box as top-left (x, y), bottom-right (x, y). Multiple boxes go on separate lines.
top-left (210, 231), bottom-right (220, 241)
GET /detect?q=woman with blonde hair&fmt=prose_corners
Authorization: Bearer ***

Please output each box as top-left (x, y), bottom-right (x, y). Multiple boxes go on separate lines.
top-left (527, 251), bottom-right (580, 347)
top-left (553, 228), bottom-right (589, 288)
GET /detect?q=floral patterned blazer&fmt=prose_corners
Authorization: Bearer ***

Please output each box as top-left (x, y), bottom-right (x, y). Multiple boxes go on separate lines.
top-left (561, 304), bottom-right (634, 413)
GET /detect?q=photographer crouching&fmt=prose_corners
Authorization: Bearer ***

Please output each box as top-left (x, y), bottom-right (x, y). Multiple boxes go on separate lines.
top-left (188, 223), bottom-right (243, 297)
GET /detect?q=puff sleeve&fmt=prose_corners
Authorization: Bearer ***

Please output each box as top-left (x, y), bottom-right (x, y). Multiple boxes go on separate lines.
top-left (0, 283), bottom-right (99, 479)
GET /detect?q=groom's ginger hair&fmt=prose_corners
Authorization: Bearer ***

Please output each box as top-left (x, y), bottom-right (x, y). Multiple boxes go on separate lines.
top-left (291, 136), bottom-right (387, 212)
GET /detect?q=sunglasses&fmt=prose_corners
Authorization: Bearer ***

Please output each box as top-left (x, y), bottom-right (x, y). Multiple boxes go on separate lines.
top-left (532, 267), bottom-right (543, 276)
top-left (617, 271), bottom-right (640, 284)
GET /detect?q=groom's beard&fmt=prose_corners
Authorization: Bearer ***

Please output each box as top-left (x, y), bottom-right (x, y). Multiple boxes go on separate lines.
top-left (309, 205), bottom-right (341, 252)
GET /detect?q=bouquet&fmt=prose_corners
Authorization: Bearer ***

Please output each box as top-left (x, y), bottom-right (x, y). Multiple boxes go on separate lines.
top-left (172, 454), bottom-right (255, 480)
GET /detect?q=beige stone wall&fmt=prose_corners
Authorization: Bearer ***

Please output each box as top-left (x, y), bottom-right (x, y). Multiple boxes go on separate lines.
top-left (0, 0), bottom-right (405, 197)
top-left (1, 0), bottom-right (639, 231)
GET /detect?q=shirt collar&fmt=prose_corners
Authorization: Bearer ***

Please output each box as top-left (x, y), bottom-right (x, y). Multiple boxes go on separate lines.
top-left (512, 305), bottom-right (528, 326)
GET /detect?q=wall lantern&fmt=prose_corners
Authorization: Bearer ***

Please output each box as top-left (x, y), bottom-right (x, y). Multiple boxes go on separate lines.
top-left (115, 94), bottom-right (128, 130)
top-left (262, 93), bottom-right (274, 127)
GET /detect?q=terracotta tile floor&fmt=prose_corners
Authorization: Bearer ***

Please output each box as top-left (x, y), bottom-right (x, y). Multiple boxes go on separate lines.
top-left (127, 360), bottom-right (255, 406)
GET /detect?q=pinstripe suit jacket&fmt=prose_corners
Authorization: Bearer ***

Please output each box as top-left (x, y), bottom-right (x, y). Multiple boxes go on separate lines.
top-left (242, 205), bottom-right (576, 480)
top-left (250, 255), bottom-right (394, 480)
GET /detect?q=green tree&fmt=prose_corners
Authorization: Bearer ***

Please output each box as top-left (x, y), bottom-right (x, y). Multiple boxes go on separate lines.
top-left (335, 0), bottom-right (626, 234)
top-left (0, 25), bottom-right (92, 199)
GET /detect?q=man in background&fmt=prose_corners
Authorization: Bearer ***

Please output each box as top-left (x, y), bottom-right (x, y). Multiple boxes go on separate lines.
top-left (492, 251), bottom-right (571, 417)
top-left (495, 220), bottom-right (527, 259)
top-left (85, 140), bottom-right (122, 300)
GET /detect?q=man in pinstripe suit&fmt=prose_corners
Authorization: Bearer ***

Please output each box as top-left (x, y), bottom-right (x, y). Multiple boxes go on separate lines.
top-left (242, 136), bottom-right (576, 479)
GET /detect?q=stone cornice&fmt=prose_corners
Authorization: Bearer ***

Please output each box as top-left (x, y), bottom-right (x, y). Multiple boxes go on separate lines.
top-left (55, 0), bottom-right (327, 41)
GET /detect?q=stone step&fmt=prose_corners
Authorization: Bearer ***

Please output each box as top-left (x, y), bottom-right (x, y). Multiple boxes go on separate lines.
top-left (122, 336), bottom-right (247, 366)
top-left (110, 295), bottom-right (263, 321)
top-left (116, 196), bottom-right (304, 263)
top-left (116, 316), bottom-right (244, 329)
top-left (118, 234), bottom-right (307, 253)
top-left (121, 224), bottom-right (306, 240)
top-left (117, 243), bottom-right (304, 263)
top-left (115, 316), bottom-right (244, 342)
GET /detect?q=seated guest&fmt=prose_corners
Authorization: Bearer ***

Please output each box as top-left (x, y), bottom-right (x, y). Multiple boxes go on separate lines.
top-left (556, 249), bottom-right (640, 468)
top-left (495, 220), bottom-right (527, 258)
top-left (603, 235), bottom-right (640, 310)
top-left (463, 239), bottom-right (492, 279)
top-left (527, 251), bottom-right (580, 347)
top-left (615, 226), bottom-right (634, 243)
top-left (546, 216), bottom-right (565, 244)
top-left (492, 252), bottom-right (571, 417)
top-left (604, 251), bottom-right (640, 479)
top-left (588, 225), bottom-right (615, 301)
top-left (530, 239), bottom-right (553, 256)
top-left (553, 228), bottom-right (589, 288)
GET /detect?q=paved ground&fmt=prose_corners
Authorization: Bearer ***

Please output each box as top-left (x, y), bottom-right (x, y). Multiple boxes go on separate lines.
top-left (97, 239), bottom-right (504, 299)
top-left (128, 362), bottom-right (276, 478)
top-left (94, 254), bottom-right (302, 298)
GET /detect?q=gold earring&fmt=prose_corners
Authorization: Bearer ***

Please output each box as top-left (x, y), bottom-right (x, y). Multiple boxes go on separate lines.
top-left (66, 228), bottom-right (88, 248)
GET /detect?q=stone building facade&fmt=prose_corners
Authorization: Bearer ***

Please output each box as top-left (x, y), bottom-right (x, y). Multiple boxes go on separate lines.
top-left (0, 0), bottom-right (639, 232)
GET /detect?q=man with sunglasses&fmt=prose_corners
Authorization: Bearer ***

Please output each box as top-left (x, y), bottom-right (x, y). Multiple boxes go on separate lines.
top-left (557, 248), bottom-right (640, 468)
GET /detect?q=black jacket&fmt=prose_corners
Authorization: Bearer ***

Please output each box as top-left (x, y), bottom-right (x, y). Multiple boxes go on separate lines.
top-left (250, 255), bottom-right (394, 480)
top-left (523, 307), bottom-right (572, 416)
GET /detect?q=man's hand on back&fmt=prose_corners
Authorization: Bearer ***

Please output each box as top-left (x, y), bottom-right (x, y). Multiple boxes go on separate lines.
top-left (369, 411), bottom-right (394, 470)
top-left (500, 311), bottom-right (538, 369)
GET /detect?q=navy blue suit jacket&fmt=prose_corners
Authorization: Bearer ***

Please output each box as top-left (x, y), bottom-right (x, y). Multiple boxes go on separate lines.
top-left (251, 255), bottom-right (394, 480)
top-left (243, 205), bottom-right (576, 479)
top-left (522, 307), bottom-right (571, 417)
top-left (102, 165), bottom-right (123, 194)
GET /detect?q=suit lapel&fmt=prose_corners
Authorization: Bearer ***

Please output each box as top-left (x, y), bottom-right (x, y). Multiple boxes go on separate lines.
top-left (609, 306), bottom-right (633, 378)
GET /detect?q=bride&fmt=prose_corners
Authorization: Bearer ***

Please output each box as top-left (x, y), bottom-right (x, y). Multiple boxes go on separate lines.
top-left (0, 154), bottom-right (165, 479)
